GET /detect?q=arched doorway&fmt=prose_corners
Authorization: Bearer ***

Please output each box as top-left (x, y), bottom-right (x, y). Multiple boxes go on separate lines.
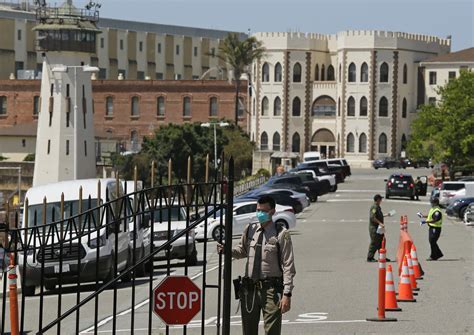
top-left (311, 128), bottom-right (336, 158)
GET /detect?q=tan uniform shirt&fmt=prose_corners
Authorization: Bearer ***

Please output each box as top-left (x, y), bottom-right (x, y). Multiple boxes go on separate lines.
top-left (232, 221), bottom-right (296, 294)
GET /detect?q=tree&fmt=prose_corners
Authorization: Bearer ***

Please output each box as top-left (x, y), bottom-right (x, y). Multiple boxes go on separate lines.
top-left (216, 33), bottom-right (265, 125)
top-left (407, 70), bottom-right (474, 177)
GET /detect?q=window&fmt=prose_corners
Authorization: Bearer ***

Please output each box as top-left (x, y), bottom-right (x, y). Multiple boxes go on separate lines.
top-left (194, 46), bottom-right (198, 57)
top-left (401, 134), bottom-right (407, 150)
top-left (211, 48), bottom-right (216, 57)
top-left (157, 43), bottom-right (161, 53)
top-left (120, 39), bottom-right (124, 50)
top-left (378, 133), bottom-right (387, 153)
top-left (429, 71), bottom-right (437, 85)
top-left (156, 72), bottom-right (163, 80)
top-left (378, 97), bottom-right (388, 117)
top-left (274, 63), bottom-right (282, 82)
top-left (131, 130), bottom-right (139, 152)
top-left (137, 71), bottom-right (145, 80)
top-left (261, 97), bottom-right (269, 116)
top-left (359, 97), bottom-right (368, 116)
top-left (260, 132), bottom-right (268, 150)
top-left (347, 97), bottom-right (355, 116)
top-left (176, 45), bottom-right (180, 55)
top-left (84, 140), bottom-right (88, 157)
top-left (315, 64), bottom-right (319, 81)
top-left (448, 71), bottom-right (456, 81)
top-left (359, 133), bottom-right (367, 153)
top-left (33, 96), bottom-right (40, 115)
top-left (262, 63), bottom-right (270, 82)
top-left (338, 64), bottom-right (342, 82)
top-left (99, 68), bottom-right (106, 79)
top-left (346, 133), bottom-right (355, 153)
top-left (66, 140), bottom-right (70, 156)
top-left (209, 97), bottom-right (218, 116)
top-left (139, 41), bottom-right (143, 52)
top-left (338, 98), bottom-right (341, 116)
top-left (273, 97), bottom-right (281, 116)
top-left (360, 63), bottom-right (368, 82)
top-left (380, 62), bottom-right (389, 82)
top-left (402, 98), bottom-right (407, 118)
top-left (17, 29), bottom-right (21, 41)
top-left (321, 64), bottom-right (325, 81)
top-left (47, 139), bottom-right (51, 154)
top-left (183, 97), bottom-right (191, 116)
top-left (100, 37), bottom-right (104, 48)
top-left (131, 96), bottom-right (139, 116)
top-left (106, 96), bottom-right (113, 116)
top-left (348, 63), bottom-right (356, 82)
top-left (292, 97), bottom-right (301, 116)
top-left (292, 133), bottom-right (300, 152)
top-left (428, 97), bottom-right (436, 105)
top-left (273, 132), bottom-right (281, 151)
top-left (237, 97), bottom-right (245, 117)
top-left (327, 65), bottom-right (335, 81)
top-left (157, 97), bottom-right (165, 116)
top-left (403, 64), bottom-right (407, 84)
top-left (293, 63), bottom-right (302, 82)
top-left (312, 96), bottom-right (336, 116)
top-left (0, 96), bottom-right (6, 115)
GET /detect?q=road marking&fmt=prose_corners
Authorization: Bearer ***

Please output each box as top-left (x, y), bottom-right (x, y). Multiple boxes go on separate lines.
top-left (327, 199), bottom-right (430, 205)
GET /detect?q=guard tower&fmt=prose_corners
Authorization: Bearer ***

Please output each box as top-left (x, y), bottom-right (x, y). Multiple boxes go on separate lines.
top-left (32, 0), bottom-right (101, 186)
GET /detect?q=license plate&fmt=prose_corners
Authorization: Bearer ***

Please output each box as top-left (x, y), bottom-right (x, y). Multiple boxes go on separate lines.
top-left (54, 264), bottom-right (70, 273)
top-left (398, 184), bottom-right (404, 188)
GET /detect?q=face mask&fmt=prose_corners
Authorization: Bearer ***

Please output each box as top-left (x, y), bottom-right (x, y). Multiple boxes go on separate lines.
top-left (256, 210), bottom-right (271, 224)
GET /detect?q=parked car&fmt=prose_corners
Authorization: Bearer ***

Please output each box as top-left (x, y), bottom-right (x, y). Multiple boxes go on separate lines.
top-left (294, 172), bottom-right (330, 197)
top-left (195, 201), bottom-right (296, 241)
top-left (373, 158), bottom-right (402, 169)
top-left (295, 161), bottom-right (345, 183)
top-left (294, 169), bottom-right (337, 192)
top-left (464, 203), bottom-right (474, 225)
top-left (325, 158), bottom-right (352, 177)
top-left (446, 197), bottom-right (474, 219)
top-left (412, 159), bottom-right (431, 168)
top-left (264, 175), bottom-right (317, 202)
top-left (385, 174), bottom-right (417, 200)
top-left (237, 188), bottom-right (309, 213)
top-left (430, 186), bottom-right (440, 203)
top-left (400, 158), bottom-right (414, 169)
top-left (439, 181), bottom-right (474, 207)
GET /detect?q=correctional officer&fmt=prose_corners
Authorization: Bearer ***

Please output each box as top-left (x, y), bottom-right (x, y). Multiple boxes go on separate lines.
top-left (367, 194), bottom-right (391, 262)
top-left (218, 195), bottom-right (296, 335)
top-left (420, 198), bottom-right (444, 260)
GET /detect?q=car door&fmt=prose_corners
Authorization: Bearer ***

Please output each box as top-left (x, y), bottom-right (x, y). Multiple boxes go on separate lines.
top-left (419, 176), bottom-right (428, 196)
top-left (233, 204), bottom-right (257, 235)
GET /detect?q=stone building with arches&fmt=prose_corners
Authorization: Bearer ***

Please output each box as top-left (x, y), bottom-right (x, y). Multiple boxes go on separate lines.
top-left (250, 30), bottom-right (451, 171)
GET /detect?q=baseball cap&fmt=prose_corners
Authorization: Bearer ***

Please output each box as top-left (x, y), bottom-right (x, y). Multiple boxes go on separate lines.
top-left (373, 194), bottom-right (384, 201)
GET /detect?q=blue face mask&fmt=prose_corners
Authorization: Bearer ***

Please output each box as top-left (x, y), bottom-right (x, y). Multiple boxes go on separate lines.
top-left (256, 210), bottom-right (271, 224)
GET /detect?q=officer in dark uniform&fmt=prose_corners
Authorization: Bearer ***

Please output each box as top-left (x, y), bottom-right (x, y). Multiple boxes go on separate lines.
top-left (367, 194), bottom-right (391, 262)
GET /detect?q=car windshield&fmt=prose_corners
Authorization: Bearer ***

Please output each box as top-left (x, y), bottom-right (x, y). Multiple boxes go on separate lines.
top-left (149, 207), bottom-right (187, 221)
top-left (390, 176), bottom-right (413, 183)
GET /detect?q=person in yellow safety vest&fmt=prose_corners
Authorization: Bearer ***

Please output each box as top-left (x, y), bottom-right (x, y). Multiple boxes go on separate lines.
top-left (419, 198), bottom-right (444, 261)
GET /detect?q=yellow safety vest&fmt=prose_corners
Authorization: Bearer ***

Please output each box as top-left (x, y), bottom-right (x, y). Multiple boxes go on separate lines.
top-left (427, 206), bottom-right (443, 228)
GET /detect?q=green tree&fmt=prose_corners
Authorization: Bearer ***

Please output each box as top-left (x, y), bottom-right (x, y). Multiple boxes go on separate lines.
top-left (216, 33), bottom-right (265, 124)
top-left (407, 70), bottom-right (474, 177)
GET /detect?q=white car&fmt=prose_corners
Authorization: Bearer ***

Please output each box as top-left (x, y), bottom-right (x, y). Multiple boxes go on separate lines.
top-left (295, 169), bottom-right (337, 192)
top-left (195, 201), bottom-right (297, 241)
top-left (439, 181), bottom-right (474, 207)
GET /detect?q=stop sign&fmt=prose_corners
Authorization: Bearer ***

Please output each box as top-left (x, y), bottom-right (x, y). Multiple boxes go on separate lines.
top-left (153, 275), bottom-right (201, 325)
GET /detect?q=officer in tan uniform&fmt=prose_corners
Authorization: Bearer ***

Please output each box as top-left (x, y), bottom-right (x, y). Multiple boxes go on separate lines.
top-left (218, 195), bottom-right (296, 335)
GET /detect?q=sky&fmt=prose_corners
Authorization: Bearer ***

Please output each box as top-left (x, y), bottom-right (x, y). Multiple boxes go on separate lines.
top-left (76, 0), bottom-right (472, 51)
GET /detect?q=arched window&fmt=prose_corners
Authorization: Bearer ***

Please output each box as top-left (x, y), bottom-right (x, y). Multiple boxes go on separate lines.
top-left (348, 63), bottom-right (356, 82)
top-left (359, 133), bottom-right (367, 153)
top-left (273, 97), bottom-right (281, 116)
top-left (157, 96), bottom-right (165, 116)
top-left (292, 97), bottom-right (301, 116)
top-left (327, 65), bottom-right (335, 81)
top-left (131, 130), bottom-right (139, 152)
top-left (131, 96), bottom-right (139, 116)
top-left (380, 62), bottom-right (389, 82)
top-left (274, 63), bottom-right (282, 82)
top-left (347, 96), bottom-right (355, 116)
top-left (360, 96), bottom-right (368, 116)
top-left (360, 62), bottom-right (369, 82)
top-left (401, 134), bottom-right (407, 150)
top-left (346, 133), bottom-right (355, 152)
top-left (273, 132), bottom-right (281, 151)
top-left (312, 96), bottom-right (336, 117)
top-left (403, 64), bottom-right (408, 84)
top-left (292, 133), bottom-right (300, 153)
top-left (314, 64), bottom-right (319, 81)
top-left (338, 64), bottom-right (342, 82)
top-left (379, 97), bottom-right (388, 117)
top-left (321, 64), bottom-right (325, 81)
top-left (260, 132), bottom-right (268, 150)
top-left (183, 96), bottom-right (191, 116)
top-left (338, 98), bottom-right (341, 117)
top-left (261, 97), bottom-right (269, 116)
top-left (262, 63), bottom-right (270, 82)
top-left (293, 63), bottom-right (302, 82)
top-left (402, 98), bottom-right (407, 118)
top-left (209, 97), bottom-right (218, 116)
top-left (106, 96), bottom-right (114, 116)
top-left (379, 133), bottom-right (387, 153)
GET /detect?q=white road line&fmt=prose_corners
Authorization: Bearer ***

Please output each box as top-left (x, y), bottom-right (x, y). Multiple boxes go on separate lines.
top-left (326, 199), bottom-right (430, 205)
top-left (336, 190), bottom-right (384, 193)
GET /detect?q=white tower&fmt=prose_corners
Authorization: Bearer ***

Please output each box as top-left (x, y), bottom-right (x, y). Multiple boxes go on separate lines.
top-left (32, 1), bottom-right (101, 186)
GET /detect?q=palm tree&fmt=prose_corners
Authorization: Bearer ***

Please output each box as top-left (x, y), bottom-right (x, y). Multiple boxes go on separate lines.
top-left (216, 33), bottom-right (265, 125)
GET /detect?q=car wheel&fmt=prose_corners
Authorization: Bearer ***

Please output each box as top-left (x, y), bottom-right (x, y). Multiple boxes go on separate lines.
top-left (45, 282), bottom-right (56, 291)
top-left (460, 206), bottom-right (468, 219)
top-left (212, 226), bottom-right (225, 242)
top-left (276, 219), bottom-right (289, 229)
top-left (331, 185), bottom-right (337, 192)
top-left (386, 194), bottom-right (390, 199)
top-left (411, 195), bottom-right (415, 200)
top-left (310, 195), bottom-right (318, 202)
top-left (23, 285), bottom-right (36, 296)
top-left (186, 245), bottom-right (198, 266)
top-left (375, 167), bottom-right (379, 170)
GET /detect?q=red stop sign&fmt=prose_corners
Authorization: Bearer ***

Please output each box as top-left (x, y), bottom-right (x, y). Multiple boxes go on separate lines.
top-left (153, 275), bottom-right (201, 325)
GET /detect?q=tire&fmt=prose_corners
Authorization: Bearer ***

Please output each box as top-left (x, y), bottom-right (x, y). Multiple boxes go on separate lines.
top-left (375, 167), bottom-right (379, 170)
top-left (137, 247), bottom-right (147, 277)
top-left (330, 185), bottom-right (337, 192)
top-left (186, 245), bottom-right (198, 266)
top-left (411, 195), bottom-right (415, 200)
top-left (310, 195), bottom-right (318, 202)
top-left (276, 219), bottom-right (289, 229)
top-left (386, 194), bottom-right (390, 199)
top-left (212, 226), bottom-right (225, 242)
top-left (460, 206), bottom-right (468, 219)
top-left (22, 285), bottom-right (36, 296)
top-left (45, 282), bottom-right (55, 291)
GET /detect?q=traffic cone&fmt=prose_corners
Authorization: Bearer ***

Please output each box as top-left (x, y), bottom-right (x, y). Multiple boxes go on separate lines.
top-left (385, 264), bottom-right (402, 311)
top-left (406, 252), bottom-right (419, 291)
top-left (411, 244), bottom-right (424, 279)
top-left (397, 255), bottom-right (416, 302)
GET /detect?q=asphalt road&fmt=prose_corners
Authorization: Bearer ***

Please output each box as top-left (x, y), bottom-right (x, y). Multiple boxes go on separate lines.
top-left (2, 168), bottom-right (473, 334)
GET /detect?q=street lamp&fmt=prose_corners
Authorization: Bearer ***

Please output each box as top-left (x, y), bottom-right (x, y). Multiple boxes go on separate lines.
top-left (52, 65), bottom-right (99, 179)
top-left (201, 122), bottom-right (229, 170)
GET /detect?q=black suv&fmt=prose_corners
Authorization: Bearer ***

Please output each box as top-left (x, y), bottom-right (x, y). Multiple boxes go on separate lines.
top-left (385, 174), bottom-right (416, 200)
top-left (264, 175), bottom-right (317, 202)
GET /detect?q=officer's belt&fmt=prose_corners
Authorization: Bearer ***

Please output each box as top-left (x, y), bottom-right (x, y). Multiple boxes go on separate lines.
top-left (243, 276), bottom-right (282, 289)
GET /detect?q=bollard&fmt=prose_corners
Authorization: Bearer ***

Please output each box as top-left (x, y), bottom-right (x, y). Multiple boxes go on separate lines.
top-left (8, 253), bottom-right (19, 335)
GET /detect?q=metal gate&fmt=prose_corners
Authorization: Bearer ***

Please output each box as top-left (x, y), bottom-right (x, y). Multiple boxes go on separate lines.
top-left (0, 157), bottom-right (235, 334)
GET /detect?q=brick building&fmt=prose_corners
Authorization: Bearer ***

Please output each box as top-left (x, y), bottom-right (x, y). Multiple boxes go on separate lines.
top-left (0, 79), bottom-right (248, 161)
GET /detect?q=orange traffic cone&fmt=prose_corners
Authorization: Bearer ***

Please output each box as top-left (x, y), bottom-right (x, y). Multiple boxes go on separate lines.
top-left (8, 253), bottom-right (19, 335)
top-left (404, 215), bottom-right (408, 231)
top-left (411, 244), bottom-right (424, 279)
top-left (397, 255), bottom-right (416, 302)
top-left (385, 264), bottom-right (402, 311)
top-left (406, 252), bottom-right (419, 291)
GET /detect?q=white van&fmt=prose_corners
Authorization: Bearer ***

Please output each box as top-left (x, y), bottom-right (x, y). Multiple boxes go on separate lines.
top-left (19, 179), bottom-right (132, 296)
top-left (303, 151), bottom-right (321, 162)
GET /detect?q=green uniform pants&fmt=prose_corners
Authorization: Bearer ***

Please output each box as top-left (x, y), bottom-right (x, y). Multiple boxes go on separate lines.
top-left (240, 280), bottom-right (282, 335)
top-left (367, 225), bottom-right (383, 260)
